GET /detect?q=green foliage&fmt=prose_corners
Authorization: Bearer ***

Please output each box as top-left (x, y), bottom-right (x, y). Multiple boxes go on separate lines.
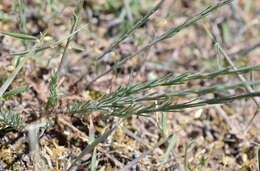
top-left (0, 108), bottom-right (24, 130)
top-left (0, 58), bottom-right (25, 98)
top-left (17, 0), bottom-right (28, 34)
top-left (2, 86), bottom-right (30, 99)
top-left (159, 134), bottom-right (176, 169)
top-left (221, 19), bottom-right (231, 44)
top-left (88, 0), bottom-right (234, 87)
top-left (2, 0), bottom-right (259, 170)
top-left (68, 123), bottom-right (118, 170)
top-left (97, 0), bottom-right (164, 61)
top-left (47, 71), bottom-right (58, 109)
top-left (0, 31), bottom-right (38, 40)
top-left (66, 65), bottom-right (260, 117)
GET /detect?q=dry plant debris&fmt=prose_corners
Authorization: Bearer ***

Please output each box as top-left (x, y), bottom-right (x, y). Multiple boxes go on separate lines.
top-left (0, 0), bottom-right (260, 170)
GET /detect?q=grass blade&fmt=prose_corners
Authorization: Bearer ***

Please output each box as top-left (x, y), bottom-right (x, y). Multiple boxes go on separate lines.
top-left (97, 0), bottom-right (165, 60)
top-left (2, 86), bottom-right (30, 98)
top-left (86, 0), bottom-right (234, 87)
top-left (0, 31), bottom-right (38, 40)
top-left (0, 58), bottom-right (25, 97)
top-left (68, 122), bottom-right (118, 171)
top-left (66, 68), bottom-right (260, 116)
top-left (90, 149), bottom-right (97, 171)
top-left (11, 46), bottom-right (50, 56)
top-left (159, 134), bottom-right (176, 170)
top-left (161, 112), bottom-right (169, 138)
top-left (149, 91), bottom-right (260, 113)
top-left (47, 71), bottom-right (58, 109)
top-left (138, 80), bottom-right (260, 101)
top-left (57, 13), bottom-right (80, 75)
top-left (0, 42), bottom-right (43, 98)
top-left (235, 42), bottom-right (260, 58)
top-left (17, 0), bottom-right (28, 34)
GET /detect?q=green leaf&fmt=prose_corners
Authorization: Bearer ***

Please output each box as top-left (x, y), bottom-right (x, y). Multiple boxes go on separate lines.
top-left (90, 149), bottom-right (97, 171)
top-left (88, 0), bottom-right (234, 86)
top-left (2, 86), bottom-right (30, 98)
top-left (0, 108), bottom-right (24, 130)
top-left (68, 124), bottom-right (118, 170)
top-left (0, 57), bottom-right (25, 98)
top-left (47, 71), bottom-right (58, 109)
top-left (159, 134), bottom-right (176, 169)
top-left (0, 31), bottom-right (38, 40)
top-left (221, 20), bottom-right (231, 44)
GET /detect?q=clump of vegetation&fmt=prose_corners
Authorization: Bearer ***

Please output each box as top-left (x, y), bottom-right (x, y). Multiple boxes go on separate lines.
top-left (0, 0), bottom-right (259, 170)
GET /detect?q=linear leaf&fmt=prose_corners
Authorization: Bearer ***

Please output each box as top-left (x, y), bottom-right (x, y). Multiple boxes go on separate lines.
top-left (97, 0), bottom-right (165, 60)
top-left (86, 0), bottom-right (234, 87)
top-left (47, 71), bottom-right (58, 109)
top-left (0, 58), bottom-right (25, 97)
top-left (2, 86), bottom-right (30, 98)
top-left (0, 31), bottom-right (38, 40)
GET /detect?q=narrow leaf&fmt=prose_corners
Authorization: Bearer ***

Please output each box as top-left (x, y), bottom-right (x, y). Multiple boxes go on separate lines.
top-left (68, 123), bottom-right (118, 171)
top-left (159, 134), bottom-right (176, 169)
top-left (2, 86), bottom-right (30, 98)
top-left (47, 71), bottom-right (58, 109)
top-left (0, 57), bottom-right (25, 97)
top-left (97, 0), bottom-right (165, 60)
top-left (90, 149), bottom-right (97, 171)
top-left (86, 0), bottom-right (234, 86)
top-left (0, 31), bottom-right (38, 40)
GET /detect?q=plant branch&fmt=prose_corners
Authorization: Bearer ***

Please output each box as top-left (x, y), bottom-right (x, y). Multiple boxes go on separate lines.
top-left (85, 0), bottom-right (234, 87)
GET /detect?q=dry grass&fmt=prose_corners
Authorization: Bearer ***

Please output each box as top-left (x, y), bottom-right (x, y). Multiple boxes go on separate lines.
top-left (0, 0), bottom-right (260, 170)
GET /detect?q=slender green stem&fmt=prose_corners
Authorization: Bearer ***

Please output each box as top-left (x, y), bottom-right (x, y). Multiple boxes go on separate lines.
top-left (97, 0), bottom-right (165, 61)
top-left (86, 0), bottom-right (234, 87)
top-left (17, 0), bottom-right (27, 34)
top-left (57, 14), bottom-right (79, 76)
top-left (0, 58), bottom-right (25, 97)
top-left (66, 65), bottom-right (260, 117)
top-left (68, 120), bottom-right (120, 171)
